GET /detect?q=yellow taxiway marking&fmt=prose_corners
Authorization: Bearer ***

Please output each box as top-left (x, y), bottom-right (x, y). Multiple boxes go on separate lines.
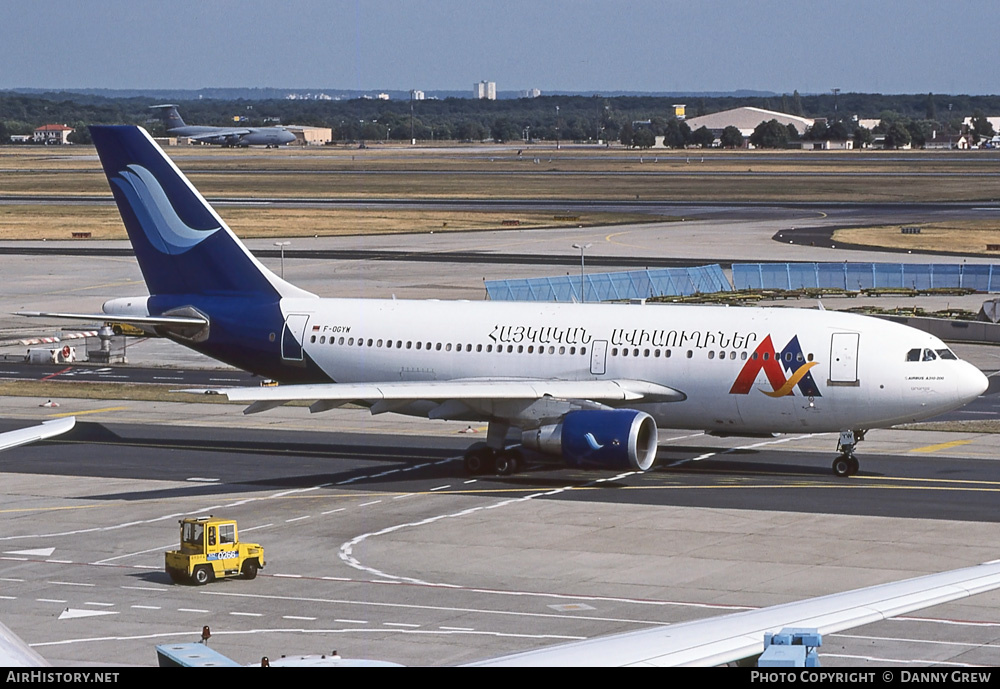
top-left (47, 406), bottom-right (127, 419)
top-left (0, 504), bottom-right (103, 515)
top-left (909, 439), bottom-right (975, 454)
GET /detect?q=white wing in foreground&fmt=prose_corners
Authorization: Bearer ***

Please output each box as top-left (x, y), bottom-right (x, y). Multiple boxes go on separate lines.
top-left (469, 559), bottom-right (1000, 666)
top-left (0, 417), bottom-right (75, 452)
top-left (0, 620), bottom-right (47, 667)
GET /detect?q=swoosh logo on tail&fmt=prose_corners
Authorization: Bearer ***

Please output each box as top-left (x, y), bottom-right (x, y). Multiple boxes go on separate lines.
top-left (112, 164), bottom-right (220, 254)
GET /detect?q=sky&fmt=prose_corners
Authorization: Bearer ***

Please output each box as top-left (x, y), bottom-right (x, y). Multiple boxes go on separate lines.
top-left (0, 1), bottom-right (994, 95)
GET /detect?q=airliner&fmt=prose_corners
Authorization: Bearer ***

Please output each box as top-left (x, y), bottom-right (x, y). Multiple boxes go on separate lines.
top-left (20, 126), bottom-right (989, 478)
top-left (150, 105), bottom-right (296, 148)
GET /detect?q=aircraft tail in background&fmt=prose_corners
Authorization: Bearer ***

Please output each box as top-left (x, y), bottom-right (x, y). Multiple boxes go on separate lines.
top-left (149, 104), bottom-right (186, 129)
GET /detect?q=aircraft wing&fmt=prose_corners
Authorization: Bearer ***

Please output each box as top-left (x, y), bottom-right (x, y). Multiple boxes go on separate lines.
top-left (187, 379), bottom-right (686, 415)
top-left (0, 620), bottom-right (48, 667)
top-left (468, 559), bottom-right (1000, 666)
top-left (186, 129), bottom-right (252, 142)
top-left (0, 417), bottom-right (75, 452)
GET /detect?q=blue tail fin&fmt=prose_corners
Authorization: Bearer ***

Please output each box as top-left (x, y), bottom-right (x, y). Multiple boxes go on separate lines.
top-left (89, 125), bottom-right (312, 300)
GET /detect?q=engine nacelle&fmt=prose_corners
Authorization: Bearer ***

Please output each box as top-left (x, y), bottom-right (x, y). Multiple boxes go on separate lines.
top-left (522, 409), bottom-right (658, 471)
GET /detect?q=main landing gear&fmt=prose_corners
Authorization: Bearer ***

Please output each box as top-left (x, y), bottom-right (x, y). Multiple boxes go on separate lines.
top-left (463, 421), bottom-right (523, 476)
top-left (832, 429), bottom-right (866, 477)
top-left (463, 444), bottom-right (524, 476)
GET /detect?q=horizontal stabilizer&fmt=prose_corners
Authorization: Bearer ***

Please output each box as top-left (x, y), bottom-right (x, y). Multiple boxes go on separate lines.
top-left (17, 311), bottom-right (208, 327)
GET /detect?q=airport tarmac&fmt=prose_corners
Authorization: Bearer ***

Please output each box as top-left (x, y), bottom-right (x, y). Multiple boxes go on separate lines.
top-left (2, 400), bottom-right (1000, 667)
top-left (3, 198), bottom-right (1000, 666)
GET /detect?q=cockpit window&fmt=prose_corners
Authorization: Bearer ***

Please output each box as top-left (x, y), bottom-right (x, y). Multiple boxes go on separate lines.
top-left (922, 349), bottom-right (937, 361)
top-left (906, 348), bottom-right (921, 362)
top-left (936, 348), bottom-right (958, 360)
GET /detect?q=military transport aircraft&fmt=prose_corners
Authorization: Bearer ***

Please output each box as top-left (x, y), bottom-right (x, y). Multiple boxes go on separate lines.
top-left (150, 105), bottom-right (295, 148)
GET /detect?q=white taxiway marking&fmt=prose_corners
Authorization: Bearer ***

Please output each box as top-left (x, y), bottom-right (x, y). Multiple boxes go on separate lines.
top-left (58, 608), bottom-right (118, 620)
top-left (5, 548), bottom-right (55, 557)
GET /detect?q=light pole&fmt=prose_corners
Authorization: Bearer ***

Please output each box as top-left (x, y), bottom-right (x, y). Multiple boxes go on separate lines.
top-left (274, 241), bottom-right (290, 278)
top-left (555, 105), bottom-right (560, 150)
top-left (572, 243), bottom-right (591, 302)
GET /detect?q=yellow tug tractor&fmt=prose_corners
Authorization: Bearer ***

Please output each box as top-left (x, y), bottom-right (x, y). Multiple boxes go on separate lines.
top-left (165, 517), bottom-right (264, 585)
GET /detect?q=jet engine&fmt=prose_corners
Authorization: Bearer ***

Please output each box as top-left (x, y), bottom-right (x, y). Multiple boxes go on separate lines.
top-left (522, 409), bottom-right (658, 471)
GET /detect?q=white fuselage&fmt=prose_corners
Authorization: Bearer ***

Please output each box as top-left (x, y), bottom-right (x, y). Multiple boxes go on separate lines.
top-left (273, 298), bottom-right (987, 434)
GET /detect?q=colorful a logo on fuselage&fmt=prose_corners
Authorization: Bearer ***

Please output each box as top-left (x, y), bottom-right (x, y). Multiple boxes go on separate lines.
top-left (729, 335), bottom-right (821, 397)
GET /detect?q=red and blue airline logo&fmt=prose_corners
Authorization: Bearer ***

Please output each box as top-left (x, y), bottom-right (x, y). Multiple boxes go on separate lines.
top-left (729, 335), bottom-right (821, 397)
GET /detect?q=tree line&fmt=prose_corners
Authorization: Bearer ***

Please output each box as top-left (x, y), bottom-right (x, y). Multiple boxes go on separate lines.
top-left (0, 90), bottom-right (996, 147)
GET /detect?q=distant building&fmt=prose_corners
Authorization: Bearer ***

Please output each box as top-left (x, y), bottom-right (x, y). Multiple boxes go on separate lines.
top-left (962, 115), bottom-right (1000, 132)
top-left (672, 104), bottom-right (686, 120)
top-left (475, 81), bottom-right (496, 100)
top-left (285, 125), bottom-right (333, 146)
top-left (795, 139), bottom-right (854, 150)
top-left (411, 90), bottom-right (425, 100)
top-left (924, 132), bottom-right (969, 150)
top-left (33, 124), bottom-right (74, 144)
top-left (519, 88), bottom-right (541, 98)
top-left (376, 93), bottom-right (390, 101)
top-left (684, 107), bottom-right (815, 143)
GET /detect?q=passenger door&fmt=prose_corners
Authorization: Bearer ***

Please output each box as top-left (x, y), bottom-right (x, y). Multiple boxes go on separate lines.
top-left (281, 313), bottom-right (310, 363)
top-left (829, 332), bottom-right (860, 385)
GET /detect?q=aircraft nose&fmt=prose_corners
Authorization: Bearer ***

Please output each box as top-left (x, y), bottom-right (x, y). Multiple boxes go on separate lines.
top-left (958, 362), bottom-right (989, 402)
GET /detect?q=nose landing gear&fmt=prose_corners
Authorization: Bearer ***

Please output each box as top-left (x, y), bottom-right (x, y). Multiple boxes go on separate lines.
top-left (833, 429), bottom-right (866, 477)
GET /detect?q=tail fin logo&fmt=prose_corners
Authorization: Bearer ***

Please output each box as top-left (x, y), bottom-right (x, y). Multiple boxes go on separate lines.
top-left (729, 335), bottom-right (821, 397)
top-left (111, 164), bottom-right (220, 255)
